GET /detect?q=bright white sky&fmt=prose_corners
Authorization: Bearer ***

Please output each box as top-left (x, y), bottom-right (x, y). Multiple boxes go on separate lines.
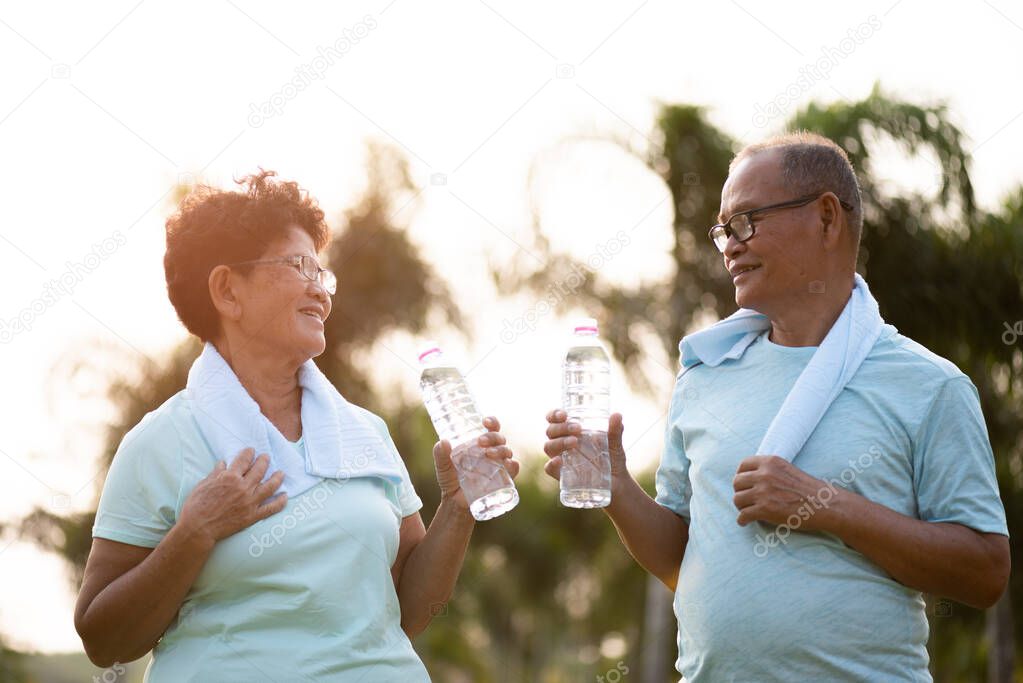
top-left (1, 0), bottom-right (1022, 654)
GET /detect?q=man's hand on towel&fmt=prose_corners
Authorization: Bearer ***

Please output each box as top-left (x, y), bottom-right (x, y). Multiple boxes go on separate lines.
top-left (432, 416), bottom-right (519, 511)
top-left (543, 411), bottom-right (629, 483)
top-left (179, 447), bottom-right (289, 548)
top-left (732, 455), bottom-right (838, 530)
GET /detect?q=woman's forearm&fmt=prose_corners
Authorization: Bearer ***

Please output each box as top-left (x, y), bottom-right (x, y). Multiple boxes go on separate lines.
top-left (77, 522), bottom-right (215, 666)
top-left (396, 497), bottom-right (475, 637)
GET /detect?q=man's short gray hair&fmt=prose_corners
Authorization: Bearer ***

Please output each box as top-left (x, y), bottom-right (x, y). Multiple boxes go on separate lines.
top-left (731, 131), bottom-right (864, 245)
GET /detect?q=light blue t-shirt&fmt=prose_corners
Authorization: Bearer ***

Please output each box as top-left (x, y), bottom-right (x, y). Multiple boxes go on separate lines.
top-left (655, 327), bottom-right (1008, 682)
top-left (92, 390), bottom-right (430, 682)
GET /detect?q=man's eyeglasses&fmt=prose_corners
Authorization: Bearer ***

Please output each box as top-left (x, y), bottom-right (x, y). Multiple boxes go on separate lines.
top-left (708, 193), bottom-right (854, 253)
top-left (228, 255), bottom-right (337, 295)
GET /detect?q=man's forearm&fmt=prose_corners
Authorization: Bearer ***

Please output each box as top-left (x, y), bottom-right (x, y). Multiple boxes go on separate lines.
top-left (820, 488), bottom-right (1009, 608)
top-left (397, 498), bottom-right (475, 636)
top-left (604, 475), bottom-right (688, 591)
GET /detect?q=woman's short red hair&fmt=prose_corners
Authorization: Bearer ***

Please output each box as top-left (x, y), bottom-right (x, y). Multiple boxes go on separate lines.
top-left (164, 169), bottom-right (330, 342)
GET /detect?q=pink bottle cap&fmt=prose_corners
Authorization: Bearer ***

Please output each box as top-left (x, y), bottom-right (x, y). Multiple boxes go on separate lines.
top-left (417, 342), bottom-right (443, 363)
top-left (573, 317), bottom-right (599, 334)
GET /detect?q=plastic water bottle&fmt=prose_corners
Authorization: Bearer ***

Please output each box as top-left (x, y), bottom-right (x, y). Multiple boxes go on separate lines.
top-left (560, 318), bottom-right (612, 508)
top-left (418, 343), bottom-right (518, 521)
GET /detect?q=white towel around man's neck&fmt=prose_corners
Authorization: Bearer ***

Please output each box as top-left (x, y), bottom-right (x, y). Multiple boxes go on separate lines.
top-left (186, 342), bottom-right (404, 498)
top-left (678, 274), bottom-right (891, 462)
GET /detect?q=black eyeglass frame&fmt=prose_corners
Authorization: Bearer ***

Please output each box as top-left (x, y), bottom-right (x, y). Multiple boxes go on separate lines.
top-left (708, 192), bottom-right (855, 253)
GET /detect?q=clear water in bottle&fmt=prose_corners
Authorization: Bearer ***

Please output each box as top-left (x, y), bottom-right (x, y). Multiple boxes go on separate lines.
top-left (560, 318), bottom-right (612, 508)
top-left (418, 344), bottom-right (518, 521)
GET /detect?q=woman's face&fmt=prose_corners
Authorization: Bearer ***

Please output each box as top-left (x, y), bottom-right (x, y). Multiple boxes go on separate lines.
top-left (232, 225), bottom-right (333, 363)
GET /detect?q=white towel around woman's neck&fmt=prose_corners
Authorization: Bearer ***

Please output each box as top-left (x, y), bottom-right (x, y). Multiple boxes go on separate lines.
top-left (186, 342), bottom-right (404, 499)
top-left (678, 274), bottom-right (891, 462)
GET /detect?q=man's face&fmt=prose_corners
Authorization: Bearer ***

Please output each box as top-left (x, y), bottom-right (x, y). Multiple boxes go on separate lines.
top-left (718, 150), bottom-right (826, 314)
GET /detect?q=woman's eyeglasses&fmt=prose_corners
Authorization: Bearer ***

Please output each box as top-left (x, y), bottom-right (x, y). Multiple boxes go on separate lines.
top-left (227, 255), bottom-right (337, 295)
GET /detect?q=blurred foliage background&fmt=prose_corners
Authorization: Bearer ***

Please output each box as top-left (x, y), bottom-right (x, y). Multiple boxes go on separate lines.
top-left (3, 86), bottom-right (1021, 682)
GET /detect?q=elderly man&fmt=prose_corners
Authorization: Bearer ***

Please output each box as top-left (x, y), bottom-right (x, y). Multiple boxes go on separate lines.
top-left (544, 132), bottom-right (1010, 681)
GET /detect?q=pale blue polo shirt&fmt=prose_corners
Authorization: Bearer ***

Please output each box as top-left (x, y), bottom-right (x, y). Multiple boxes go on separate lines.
top-left (92, 390), bottom-right (429, 682)
top-left (655, 327), bottom-right (1008, 681)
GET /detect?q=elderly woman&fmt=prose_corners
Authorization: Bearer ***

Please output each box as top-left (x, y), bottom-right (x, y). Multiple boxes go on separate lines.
top-left (73, 171), bottom-right (519, 681)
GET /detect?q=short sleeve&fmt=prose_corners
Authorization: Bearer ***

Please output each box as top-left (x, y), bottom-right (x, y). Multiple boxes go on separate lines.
top-left (93, 411), bottom-right (184, 548)
top-left (655, 376), bottom-right (693, 522)
top-left (365, 414), bottom-right (424, 518)
top-left (912, 377), bottom-right (1008, 536)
